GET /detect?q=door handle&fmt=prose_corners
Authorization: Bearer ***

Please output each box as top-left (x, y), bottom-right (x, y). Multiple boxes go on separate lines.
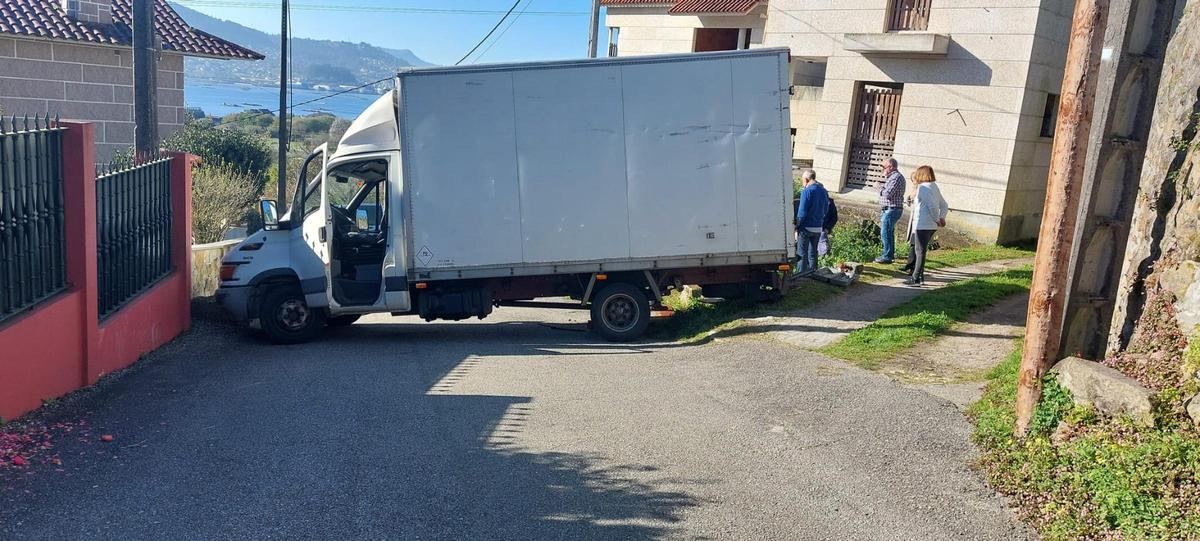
top-left (319, 226), bottom-right (327, 242)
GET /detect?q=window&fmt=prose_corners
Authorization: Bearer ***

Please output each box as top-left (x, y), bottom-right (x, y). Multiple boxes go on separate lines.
top-left (328, 159), bottom-right (389, 233)
top-left (1040, 93), bottom-right (1060, 138)
top-left (889, 0), bottom-right (932, 31)
top-left (693, 28), bottom-right (740, 52)
top-left (607, 27), bottom-right (619, 57)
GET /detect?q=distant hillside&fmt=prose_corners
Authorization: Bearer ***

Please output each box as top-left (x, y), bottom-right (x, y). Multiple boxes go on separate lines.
top-left (170, 2), bottom-right (434, 89)
top-left (382, 48), bottom-right (436, 68)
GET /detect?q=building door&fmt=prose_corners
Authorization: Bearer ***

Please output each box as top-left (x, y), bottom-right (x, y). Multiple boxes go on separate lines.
top-left (693, 28), bottom-right (740, 52)
top-left (846, 83), bottom-right (903, 189)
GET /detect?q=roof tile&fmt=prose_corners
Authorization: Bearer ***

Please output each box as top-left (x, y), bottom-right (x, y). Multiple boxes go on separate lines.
top-left (0, 0), bottom-right (263, 60)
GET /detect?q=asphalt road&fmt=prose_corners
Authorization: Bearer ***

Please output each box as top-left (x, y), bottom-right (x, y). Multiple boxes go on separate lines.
top-left (0, 305), bottom-right (1028, 540)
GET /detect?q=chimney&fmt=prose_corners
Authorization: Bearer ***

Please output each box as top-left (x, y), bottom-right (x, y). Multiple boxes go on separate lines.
top-left (62, 0), bottom-right (113, 25)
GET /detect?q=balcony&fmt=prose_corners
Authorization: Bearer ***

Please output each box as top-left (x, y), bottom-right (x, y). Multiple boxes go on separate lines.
top-left (842, 32), bottom-right (950, 55)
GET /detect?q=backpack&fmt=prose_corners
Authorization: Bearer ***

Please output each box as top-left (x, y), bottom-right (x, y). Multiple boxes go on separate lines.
top-left (822, 198), bottom-right (839, 231)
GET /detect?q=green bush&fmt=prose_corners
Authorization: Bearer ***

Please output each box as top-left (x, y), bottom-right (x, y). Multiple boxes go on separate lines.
top-left (191, 163), bottom-right (260, 244)
top-left (112, 120), bottom-right (275, 191)
top-left (819, 219), bottom-right (882, 268)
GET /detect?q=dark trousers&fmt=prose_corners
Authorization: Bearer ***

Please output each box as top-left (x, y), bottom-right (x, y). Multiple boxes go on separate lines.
top-left (905, 229), bottom-right (936, 282)
top-left (797, 229), bottom-right (820, 273)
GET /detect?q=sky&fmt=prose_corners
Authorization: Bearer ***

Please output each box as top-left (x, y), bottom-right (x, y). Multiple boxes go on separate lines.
top-left (171, 0), bottom-right (609, 66)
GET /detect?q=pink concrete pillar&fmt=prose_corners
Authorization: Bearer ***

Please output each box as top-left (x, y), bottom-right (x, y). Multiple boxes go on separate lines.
top-left (169, 152), bottom-right (197, 332)
top-left (59, 121), bottom-right (99, 385)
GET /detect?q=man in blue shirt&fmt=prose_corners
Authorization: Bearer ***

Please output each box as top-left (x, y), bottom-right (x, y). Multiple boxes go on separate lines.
top-left (874, 158), bottom-right (906, 264)
top-left (795, 169), bottom-right (829, 275)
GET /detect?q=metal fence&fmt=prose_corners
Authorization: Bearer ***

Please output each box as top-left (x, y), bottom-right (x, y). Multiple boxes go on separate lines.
top-left (0, 115), bottom-right (67, 323)
top-left (96, 155), bottom-right (173, 318)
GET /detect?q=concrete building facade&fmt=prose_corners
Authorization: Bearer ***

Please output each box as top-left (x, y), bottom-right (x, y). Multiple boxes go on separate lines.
top-left (601, 0), bottom-right (1075, 242)
top-left (0, 0), bottom-right (261, 161)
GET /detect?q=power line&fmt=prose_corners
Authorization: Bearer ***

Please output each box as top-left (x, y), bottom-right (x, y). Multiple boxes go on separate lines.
top-left (474, 0), bottom-right (532, 63)
top-left (173, 0), bottom-right (585, 16)
top-left (455, 0), bottom-right (521, 65)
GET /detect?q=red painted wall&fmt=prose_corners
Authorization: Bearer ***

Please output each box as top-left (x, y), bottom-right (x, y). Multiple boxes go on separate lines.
top-left (0, 292), bottom-right (86, 421)
top-left (0, 123), bottom-right (194, 421)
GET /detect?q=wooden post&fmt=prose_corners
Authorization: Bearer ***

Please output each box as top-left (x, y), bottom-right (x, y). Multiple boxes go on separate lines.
top-left (1015, 0), bottom-right (1110, 437)
top-left (587, 0), bottom-right (601, 58)
top-left (277, 0), bottom-right (290, 211)
top-left (133, 0), bottom-right (158, 158)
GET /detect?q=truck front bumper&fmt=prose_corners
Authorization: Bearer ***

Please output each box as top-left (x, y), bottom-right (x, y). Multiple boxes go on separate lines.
top-left (215, 284), bottom-right (253, 322)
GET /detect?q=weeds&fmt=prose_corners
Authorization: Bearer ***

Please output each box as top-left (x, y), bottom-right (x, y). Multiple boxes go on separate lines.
top-left (969, 341), bottom-right (1200, 540)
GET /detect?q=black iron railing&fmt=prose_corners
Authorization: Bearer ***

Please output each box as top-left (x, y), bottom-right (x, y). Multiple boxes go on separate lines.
top-left (0, 115), bottom-right (67, 323)
top-left (96, 155), bottom-right (173, 318)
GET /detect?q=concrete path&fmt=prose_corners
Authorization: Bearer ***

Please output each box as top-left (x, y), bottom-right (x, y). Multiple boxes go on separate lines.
top-left (728, 259), bottom-right (1032, 350)
top-left (888, 292), bottom-right (1030, 409)
top-left (0, 306), bottom-right (1030, 540)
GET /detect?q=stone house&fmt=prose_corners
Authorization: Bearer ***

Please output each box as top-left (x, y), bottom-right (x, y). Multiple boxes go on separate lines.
top-left (601, 0), bottom-right (1075, 242)
top-left (0, 0), bottom-right (261, 160)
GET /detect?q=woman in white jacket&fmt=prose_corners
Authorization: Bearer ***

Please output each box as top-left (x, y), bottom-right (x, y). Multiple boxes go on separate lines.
top-left (900, 165), bottom-right (949, 286)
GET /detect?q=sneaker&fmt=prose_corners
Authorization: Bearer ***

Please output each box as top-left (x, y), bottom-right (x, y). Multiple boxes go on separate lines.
top-left (873, 257), bottom-right (894, 264)
top-left (903, 277), bottom-right (923, 287)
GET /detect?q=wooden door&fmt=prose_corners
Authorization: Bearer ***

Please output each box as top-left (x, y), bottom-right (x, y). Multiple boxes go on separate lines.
top-left (846, 84), bottom-right (903, 189)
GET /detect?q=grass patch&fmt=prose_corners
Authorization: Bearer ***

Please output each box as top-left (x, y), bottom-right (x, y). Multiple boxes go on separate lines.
top-left (857, 244), bottom-right (1035, 283)
top-left (819, 267), bottom-right (1033, 369)
top-left (968, 341), bottom-right (1200, 540)
top-left (648, 280), bottom-right (843, 343)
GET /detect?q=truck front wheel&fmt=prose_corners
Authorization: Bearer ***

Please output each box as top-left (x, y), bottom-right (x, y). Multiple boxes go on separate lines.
top-left (590, 283), bottom-right (651, 342)
top-left (258, 285), bottom-right (326, 344)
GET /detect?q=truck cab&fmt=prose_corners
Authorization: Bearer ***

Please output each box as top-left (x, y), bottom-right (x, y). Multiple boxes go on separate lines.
top-left (216, 93), bottom-right (411, 343)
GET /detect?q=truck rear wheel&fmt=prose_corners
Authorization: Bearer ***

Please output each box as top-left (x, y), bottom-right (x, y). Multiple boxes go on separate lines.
top-left (258, 285), bottom-right (326, 344)
top-left (590, 283), bottom-right (651, 342)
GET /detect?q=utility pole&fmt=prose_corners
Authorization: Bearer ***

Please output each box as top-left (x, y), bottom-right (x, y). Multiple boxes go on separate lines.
top-left (133, 0), bottom-right (158, 159)
top-left (277, 0), bottom-right (289, 210)
top-left (1015, 0), bottom-right (1110, 437)
top-left (587, 0), bottom-right (600, 58)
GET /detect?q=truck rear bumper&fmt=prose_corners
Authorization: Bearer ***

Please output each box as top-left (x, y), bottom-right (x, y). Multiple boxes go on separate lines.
top-left (215, 284), bottom-right (252, 322)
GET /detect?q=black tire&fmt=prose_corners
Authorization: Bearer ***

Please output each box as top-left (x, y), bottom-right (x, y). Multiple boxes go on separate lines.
top-left (258, 285), bottom-right (326, 344)
top-left (590, 282), bottom-right (651, 342)
top-left (327, 314), bottom-right (361, 327)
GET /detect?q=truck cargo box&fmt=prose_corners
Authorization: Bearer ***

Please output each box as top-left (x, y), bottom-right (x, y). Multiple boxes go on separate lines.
top-left (396, 48), bottom-right (794, 278)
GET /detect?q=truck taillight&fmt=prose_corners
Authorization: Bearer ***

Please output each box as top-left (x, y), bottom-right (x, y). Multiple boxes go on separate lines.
top-left (219, 264), bottom-right (239, 281)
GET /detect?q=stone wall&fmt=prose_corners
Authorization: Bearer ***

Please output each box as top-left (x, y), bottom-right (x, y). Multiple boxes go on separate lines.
top-left (0, 37), bottom-right (185, 162)
top-left (1109, 1), bottom-right (1200, 354)
top-left (191, 239), bottom-right (242, 298)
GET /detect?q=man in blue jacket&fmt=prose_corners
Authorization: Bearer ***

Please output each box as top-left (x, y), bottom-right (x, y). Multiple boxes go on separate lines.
top-left (795, 169), bottom-right (829, 275)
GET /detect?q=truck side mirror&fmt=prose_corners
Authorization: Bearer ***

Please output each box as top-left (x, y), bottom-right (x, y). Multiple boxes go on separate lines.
top-left (260, 199), bottom-right (279, 230)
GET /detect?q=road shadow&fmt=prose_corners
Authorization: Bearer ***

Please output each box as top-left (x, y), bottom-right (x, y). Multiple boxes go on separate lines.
top-left (0, 316), bottom-right (703, 540)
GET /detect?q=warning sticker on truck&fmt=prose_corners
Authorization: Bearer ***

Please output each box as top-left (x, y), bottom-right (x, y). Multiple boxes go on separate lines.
top-left (416, 245), bottom-right (434, 267)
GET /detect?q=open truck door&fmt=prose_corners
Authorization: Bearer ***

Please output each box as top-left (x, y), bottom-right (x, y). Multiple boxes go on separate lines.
top-left (300, 143), bottom-right (332, 309)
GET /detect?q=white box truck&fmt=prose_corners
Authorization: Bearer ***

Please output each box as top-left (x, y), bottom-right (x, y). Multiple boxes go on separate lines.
top-left (216, 48), bottom-right (795, 343)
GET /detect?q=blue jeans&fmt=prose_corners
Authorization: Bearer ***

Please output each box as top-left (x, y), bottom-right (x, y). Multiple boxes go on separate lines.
top-left (797, 229), bottom-right (820, 273)
top-left (880, 207), bottom-right (903, 261)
